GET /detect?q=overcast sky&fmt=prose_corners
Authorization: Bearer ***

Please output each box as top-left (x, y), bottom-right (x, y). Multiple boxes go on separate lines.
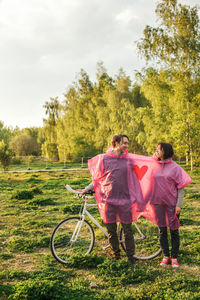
top-left (0, 0), bottom-right (199, 129)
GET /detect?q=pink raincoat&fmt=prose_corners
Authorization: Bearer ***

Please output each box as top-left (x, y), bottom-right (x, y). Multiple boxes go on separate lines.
top-left (88, 149), bottom-right (192, 229)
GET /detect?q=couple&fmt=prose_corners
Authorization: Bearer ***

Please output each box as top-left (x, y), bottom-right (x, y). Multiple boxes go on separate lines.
top-left (80, 134), bottom-right (192, 267)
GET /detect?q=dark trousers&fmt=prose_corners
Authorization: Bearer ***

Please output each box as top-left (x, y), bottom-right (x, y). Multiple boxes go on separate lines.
top-left (159, 227), bottom-right (180, 258)
top-left (106, 223), bottom-right (135, 259)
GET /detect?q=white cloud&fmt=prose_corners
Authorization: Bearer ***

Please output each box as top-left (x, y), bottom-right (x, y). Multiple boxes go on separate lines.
top-left (0, 0), bottom-right (199, 128)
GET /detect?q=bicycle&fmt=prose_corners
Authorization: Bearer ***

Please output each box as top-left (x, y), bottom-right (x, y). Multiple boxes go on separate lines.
top-left (50, 184), bottom-right (162, 264)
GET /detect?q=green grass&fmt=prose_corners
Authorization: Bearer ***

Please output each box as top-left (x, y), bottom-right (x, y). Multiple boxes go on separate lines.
top-left (0, 160), bottom-right (88, 172)
top-left (0, 167), bottom-right (199, 299)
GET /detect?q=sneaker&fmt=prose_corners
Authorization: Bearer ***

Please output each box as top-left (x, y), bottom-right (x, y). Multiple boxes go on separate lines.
top-left (160, 256), bottom-right (171, 266)
top-left (171, 258), bottom-right (179, 268)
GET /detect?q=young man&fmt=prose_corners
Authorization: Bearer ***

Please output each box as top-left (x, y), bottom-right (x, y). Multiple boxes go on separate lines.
top-left (82, 134), bottom-right (143, 265)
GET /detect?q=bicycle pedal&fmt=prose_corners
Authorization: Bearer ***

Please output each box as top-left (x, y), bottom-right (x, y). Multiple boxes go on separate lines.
top-left (103, 244), bottom-right (110, 251)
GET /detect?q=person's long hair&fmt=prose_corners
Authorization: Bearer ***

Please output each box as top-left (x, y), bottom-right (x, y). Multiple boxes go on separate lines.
top-left (158, 143), bottom-right (174, 159)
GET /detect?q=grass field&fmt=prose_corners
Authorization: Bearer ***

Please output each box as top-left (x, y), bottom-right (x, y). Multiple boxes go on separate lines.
top-left (0, 160), bottom-right (88, 172)
top-left (0, 166), bottom-right (199, 299)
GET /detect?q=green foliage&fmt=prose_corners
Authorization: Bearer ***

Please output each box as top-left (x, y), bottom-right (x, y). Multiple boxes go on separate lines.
top-left (7, 237), bottom-right (38, 253)
top-left (185, 193), bottom-right (200, 199)
top-left (8, 279), bottom-right (68, 300)
top-left (30, 187), bottom-right (43, 195)
top-left (26, 197), bottom-right (54, 207)
top-left (46, 143), bottom-right (59, 161)
top-left (26, 177), bottom-right (42, 184)
top-left (10, 187), bottom-right (43, 203)
top-left (27, 197), bottom-right (54, 206)
top-left (136, 0), bottom-right (200, 167)
top-left (0, 253), bottom-right (13, 260)
top-left (61, 203), bottom-right (81, 214)
top-left (133, 274), bottom-right (200, 300)
top-left (0, 169), bottom-right (199, 300)
top-left (69, 254), bottom-right (105, 269)
top-left (7, 235), bottom-right (50, 253)
top-left (0, 270), bottom-right (30, 281)
top-left (0, 283), bottom-right (14, 300)
top-left (97, 259), bottom-right (159, 285)
top-left (0, 140), bottom-right (13, 171)
top-left (0, 121), bottom-right (11, 145)
top-left (11, 190), bottom-right (34, 200)
top-left (42, 97), bottom-right (59, 160)
top-left (10, 134), bottom-right (38, 157)
top-left (11, 157), bottom-right (22, 165)
top-left (6, 278), bottom-right (97, 300)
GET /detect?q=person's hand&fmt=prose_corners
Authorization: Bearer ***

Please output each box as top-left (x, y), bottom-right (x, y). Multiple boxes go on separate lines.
top-left (175, 206), bottom-right (181, 215)
top-left (77, 189), bottom-right (87, 196)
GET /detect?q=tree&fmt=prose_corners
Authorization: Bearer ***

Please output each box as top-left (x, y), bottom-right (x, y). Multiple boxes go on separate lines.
top-left (10, 134), bottom-right (36, 156)
top-left (0, 140), bottom-right (13, 171)
top-left (42, 97), bottom-right (60, 160)
top-left (0, 121), bottom-right (11, 145)
top-left (137, 0), bottom-right (200, 169)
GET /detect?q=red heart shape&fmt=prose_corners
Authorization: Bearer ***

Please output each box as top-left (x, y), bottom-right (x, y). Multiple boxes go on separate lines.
top-left (133, 165), bottom-right (148, 180)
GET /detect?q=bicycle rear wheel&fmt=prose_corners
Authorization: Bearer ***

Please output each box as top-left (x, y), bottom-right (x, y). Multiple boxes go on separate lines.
top-left (50, 217), bottom-right (95, 264)
top-left (120, 217), bottom-right (162, 260)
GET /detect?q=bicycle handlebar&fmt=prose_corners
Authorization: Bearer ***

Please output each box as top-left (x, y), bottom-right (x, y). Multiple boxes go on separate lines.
top-left (65, 184), bottom-right (80, 194)
top-left (65, 184), bottom-right (94, 196)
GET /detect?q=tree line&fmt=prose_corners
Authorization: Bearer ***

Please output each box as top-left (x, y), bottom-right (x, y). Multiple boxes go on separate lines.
top-left (0, 0), bottom-right (199, 170)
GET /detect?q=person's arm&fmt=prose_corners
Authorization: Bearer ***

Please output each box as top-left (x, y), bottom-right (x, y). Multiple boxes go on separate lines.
top-left (176, 187), bottom-right (184, 215)
top-left (79, 182), bottom-right (94, 196)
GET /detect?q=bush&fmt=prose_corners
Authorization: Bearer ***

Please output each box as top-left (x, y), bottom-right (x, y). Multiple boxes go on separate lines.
top-left (0, 253), bottom-right (13, 260)
top-left (30, 187), bottom-right (43, 195)
top-left (0, 141), bottom-right (13, 171)
top-left (8, 279), bottom-right (67, 300)
top-left (11, 157), bottom-right (22, 165)
top-left (11, 190), bottom-right (34, 200)
top-left (26, 177), bottom-right (42, 184)
top-left (8, 278), bottom-right (96, 300)
top-left (97, 259), bottom-right (159, 285)
top-left (0, 270), bottom-right (30, 281)
top-left (0, 283), bottom-right (14, 299)
top-left (7, 235), bottom-right (50, 253)
top-left (7, 237), bottom-right (38, 253)
top-left (69, 254), bottom-right (105, 269)
top-left (26, 197), bottom-right (54, 207)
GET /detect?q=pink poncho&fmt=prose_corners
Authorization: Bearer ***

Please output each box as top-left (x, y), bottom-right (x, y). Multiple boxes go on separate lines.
top-left (88, 149), bottom-right (192, 229)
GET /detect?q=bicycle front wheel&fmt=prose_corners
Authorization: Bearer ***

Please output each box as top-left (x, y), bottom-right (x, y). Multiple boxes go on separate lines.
top-left (120, 217), bottom-right (162, 260)
top-left (50, 217), bottom-right (95, 264)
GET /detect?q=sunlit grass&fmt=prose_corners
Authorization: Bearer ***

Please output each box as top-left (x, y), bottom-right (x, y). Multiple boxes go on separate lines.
top-left (0, 167), bottom-right (199, 299)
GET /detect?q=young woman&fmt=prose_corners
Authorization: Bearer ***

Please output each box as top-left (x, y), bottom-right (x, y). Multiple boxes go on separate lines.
top-left (153, 143), bottom-right (192, 268)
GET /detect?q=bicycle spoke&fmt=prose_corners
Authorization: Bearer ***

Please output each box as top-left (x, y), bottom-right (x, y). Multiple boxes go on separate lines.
top-left (120, 217), bottom-right (161, 260)
top-left (51, 217), bottom-right (94, 264)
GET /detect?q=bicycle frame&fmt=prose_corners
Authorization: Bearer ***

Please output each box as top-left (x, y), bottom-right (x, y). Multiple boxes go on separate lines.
top-left (78, 196), bottom-right (108, 236)
top-left (63, 184), bottom-right (161, 260)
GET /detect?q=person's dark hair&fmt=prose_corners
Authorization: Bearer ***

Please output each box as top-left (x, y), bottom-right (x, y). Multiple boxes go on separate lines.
top-left (112, 134), bottom-right (129, 147)
top-left (158, 143), bottom-right (174, 159)
top-left (121, 134), bottom-right (129, 141)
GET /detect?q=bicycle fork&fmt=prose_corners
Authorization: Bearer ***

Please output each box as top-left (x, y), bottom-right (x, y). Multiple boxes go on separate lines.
top-left (70, 217), bottom-right (85, 244)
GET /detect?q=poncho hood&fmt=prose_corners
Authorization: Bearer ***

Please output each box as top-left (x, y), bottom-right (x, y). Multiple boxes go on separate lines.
top-left (153, 153), bottom-right (173, 164)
